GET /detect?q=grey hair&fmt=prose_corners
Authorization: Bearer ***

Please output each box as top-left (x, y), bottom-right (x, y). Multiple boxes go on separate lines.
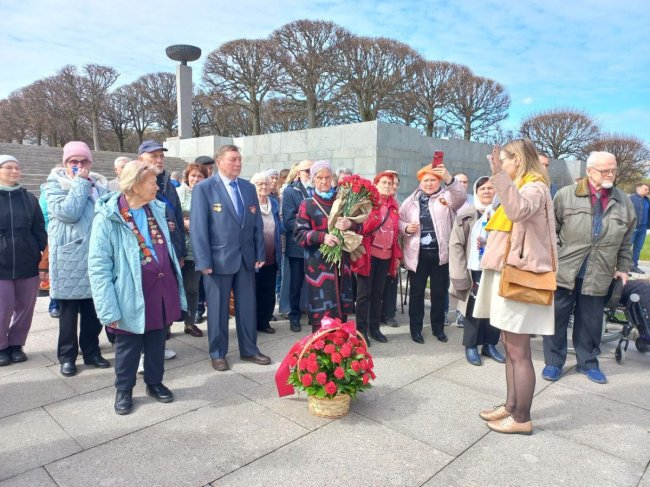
top-left (586, 151), bottom-right (616, 168)
top-left (250, 172), bottom-right (270, 185)
top-left (119, 160), bottom-right (158, 195)
top-left (336, 167), bottom-right (353, 177)
top-left (113, 156), bottom-right (130, 168)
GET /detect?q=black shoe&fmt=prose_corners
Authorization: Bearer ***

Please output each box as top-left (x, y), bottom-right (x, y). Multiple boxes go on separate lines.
top-left (290, 321), bottom-right (302, 332)
top-left (0, 348), bottom-right (10, 366)
top-left (49, 309), bottom-right (60, 318)
top-left (369, 330), bottom-right (388, 343)
top-left (258, 326), bottom-right (276, 334)
top-left (60, 362), bottom-right (77, 377)
top-left (361, 331), bottom-right (371, 347)
top-left (631, 266), bottom-right (645, 274)
top-left (9, 346), bottom-right (27, 363)
top-left (385, 317), bottom-right (399, 328)
top-left (114, 389), bottom-right (133, 415)
top-left (194, 312), bottom-right (205, 324)
top-left (84, 355), bottom-right (111, 368)
top-left (411, 332), bottom-right (425, 344)
top-left (434, 332), bottom-right (448, 343)
top-left (481, 344), bottom-right (506, 363)
top-left (146, 383), bottom-right (174, 403)
top-left (465, 347), bottom-right (482, 366)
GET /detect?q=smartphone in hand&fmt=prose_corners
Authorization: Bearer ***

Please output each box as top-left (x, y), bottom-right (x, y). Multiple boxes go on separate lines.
top-left (431, 151), bottom-right (444, 168)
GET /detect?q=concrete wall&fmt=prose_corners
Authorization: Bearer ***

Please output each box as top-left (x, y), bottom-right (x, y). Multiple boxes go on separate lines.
top-left (164, 121), bottom-right (582, 197)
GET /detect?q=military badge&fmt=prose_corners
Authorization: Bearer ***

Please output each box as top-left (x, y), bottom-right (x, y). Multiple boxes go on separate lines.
top-left (250, 205), bottom-right (257, 214)
top-left (213, 203), bottom-right (222, 212)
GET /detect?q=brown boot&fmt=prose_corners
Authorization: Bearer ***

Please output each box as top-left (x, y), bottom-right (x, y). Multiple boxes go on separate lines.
top-left (479, 404), bottom-right (510, 421)
top-left (487, 415), bottom-right (533, 435)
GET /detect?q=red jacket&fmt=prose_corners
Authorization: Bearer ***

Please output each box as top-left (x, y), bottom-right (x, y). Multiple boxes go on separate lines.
top-left (351, 195), bottom-right (402, 277)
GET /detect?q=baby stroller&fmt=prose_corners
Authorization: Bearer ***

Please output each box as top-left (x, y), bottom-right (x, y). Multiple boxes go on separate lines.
top-left (602, 278), bottom-right (650, 363)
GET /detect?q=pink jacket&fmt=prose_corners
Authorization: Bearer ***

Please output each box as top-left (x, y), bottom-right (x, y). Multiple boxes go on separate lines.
top-left (398, 179), bottom-right (467, 271)
top-left (481, 171), bottom-right (557, 273)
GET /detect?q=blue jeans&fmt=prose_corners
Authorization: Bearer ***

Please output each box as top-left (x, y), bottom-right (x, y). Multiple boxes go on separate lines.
top-left (48, 298), bottom-right (59, 313)
top-left (632, 225), bottom-right (647, 267)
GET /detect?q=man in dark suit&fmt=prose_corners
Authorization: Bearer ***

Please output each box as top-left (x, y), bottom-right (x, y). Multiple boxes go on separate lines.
top-left (281, 159), bottom-right (313, 332)
top-left (190, 145), bottom-right (271, 371)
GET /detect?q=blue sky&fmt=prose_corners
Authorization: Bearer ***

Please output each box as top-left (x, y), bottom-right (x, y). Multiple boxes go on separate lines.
top-left (0, 0), bottom-right (648, 143)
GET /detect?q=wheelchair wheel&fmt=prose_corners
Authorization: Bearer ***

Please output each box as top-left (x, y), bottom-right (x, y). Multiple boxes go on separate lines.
top-left (615, 339), bottom-right (628, 364)
top-left (635, 338), bottom-right (650, 354)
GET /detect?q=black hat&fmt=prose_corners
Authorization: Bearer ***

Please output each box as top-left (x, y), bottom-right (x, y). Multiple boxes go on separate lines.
top-left (195, 156), bottom-right (215, 166)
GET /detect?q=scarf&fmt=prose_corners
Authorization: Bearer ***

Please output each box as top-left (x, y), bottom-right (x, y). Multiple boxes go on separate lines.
top-left (0, 183), bottom-right (22, 191)
top-left (484, 173), bottom-right (545, 233)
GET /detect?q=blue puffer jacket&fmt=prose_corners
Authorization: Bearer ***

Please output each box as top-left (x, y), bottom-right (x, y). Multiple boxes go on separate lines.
top-left (88, 192), bottom-right (187, 334)
top-left (44, 167), bottom-right (108, 299)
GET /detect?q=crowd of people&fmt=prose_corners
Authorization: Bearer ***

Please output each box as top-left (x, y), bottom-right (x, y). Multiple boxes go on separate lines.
top-left (0, 137), bottom-right (639, 432)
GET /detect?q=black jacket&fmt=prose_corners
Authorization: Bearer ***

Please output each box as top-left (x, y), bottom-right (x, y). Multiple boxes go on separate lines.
top-left (157, 170), bottom-right (186, 259)
top-left (0, 188), bottom-right (47, 279)
top-left (282, 181), bottom-right (310, 258)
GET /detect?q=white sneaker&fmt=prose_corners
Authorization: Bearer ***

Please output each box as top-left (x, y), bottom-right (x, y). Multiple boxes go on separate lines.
top-left (137, 355), bottom-right (144, 374)
top-left (164, 348), bottom-right (177, 360)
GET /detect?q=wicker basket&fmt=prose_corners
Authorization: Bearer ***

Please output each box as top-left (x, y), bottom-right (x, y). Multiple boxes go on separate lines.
top-left (308, 393), bottom-right (351, 418)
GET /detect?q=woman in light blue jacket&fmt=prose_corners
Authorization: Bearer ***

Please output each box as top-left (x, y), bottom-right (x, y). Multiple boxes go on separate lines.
top-left (89, 160), bottom-right (186, 415)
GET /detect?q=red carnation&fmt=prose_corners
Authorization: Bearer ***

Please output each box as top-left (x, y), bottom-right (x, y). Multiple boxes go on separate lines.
top-left (362, 373), bottom-right (370, 384)
top-left (307, 361), bottom-right (319, 373)
top-left (332, 336), bottom-right (344, 346)
top-left (313, 339), bottom-right (325, 350)
top-left (288, 355), bottom-right (298, 367)
top-left (308, 352), bottom-right (317, 362)
top-left (324, 344), bottom-right (335, 354)
top-left (369, 370), bottom-right (376, 380)
top-left (298, 358), bottom-right (308, 370)
top-left (350, 360), bottom-right (361, 372)
top-left (334, 366), bottom-right (345, 379)
top-left (325, 381), bottom-right (337, 395)
top-left (316, 372), bottom-right (327, 385)
top-left (331, 352), bottom-right (342, 364)
top-left (301, 374), bottom-right (313, 387)
top-left (359, 359), bottom-right (369, 371)
top-left (340, 344), bottom-right (353, 358)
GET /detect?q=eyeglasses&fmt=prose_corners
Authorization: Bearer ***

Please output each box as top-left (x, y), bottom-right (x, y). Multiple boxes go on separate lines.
top-left (590, 167), bottom-right (617, 176)
top-left (499, 154), bottom-right (515, 163)
top-left (67, 159), bottom-right (91, 166)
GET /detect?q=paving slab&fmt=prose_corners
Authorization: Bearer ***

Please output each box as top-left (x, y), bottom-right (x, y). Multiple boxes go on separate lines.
top-left (215, 412), bottom-right (453, 486)
top-left (0, 366), bottom-right (77, 419)
top-left (426, 428), bottom-right (643, 487)
top-left (46, 395), bottom-right (308, 487)
top-left (0, 408), bottom-right (81, 482)
top-left (358, 375), bottom-right (502, 456)
top-left (533, 383), bottom-right (650, 466)
top-left (44, 362), bottom-right (258, 449)
top-left (0, 468), bottom-right (58, 487)
top-left (640, 467), bottom-right (650, 487)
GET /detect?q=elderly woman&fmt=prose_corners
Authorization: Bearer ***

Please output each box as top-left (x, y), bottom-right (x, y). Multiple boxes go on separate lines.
top-left (89, 160), bottom-right (186, 415)
top-left (353, 171), bottom-right (402, 345)
top-left (474, 139), bottom-right (557, 435)
top-left (176, 162), bottom-right (209, 338)
top-left (45, 141), bottom-right (110, 377)
top-left (0, 155), bottom-right (47, 365)
top-left (294, 160), bottom-right (357, 332)
top-left (399, 164), bottom-right (467, 344)
top-left (251, 172), bottom-right (283, 334)
top-left (449, 176), bottom-right (505, 366)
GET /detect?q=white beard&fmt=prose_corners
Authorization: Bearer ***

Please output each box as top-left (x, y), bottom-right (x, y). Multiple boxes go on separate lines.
top-left (601, 181), bottom-right (614, 189)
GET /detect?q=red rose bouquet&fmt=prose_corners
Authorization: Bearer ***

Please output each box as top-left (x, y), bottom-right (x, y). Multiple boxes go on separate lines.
top-left (276, 318), bottom-right (376, 401)
top-left (320, 174), bottom-right (380, 266)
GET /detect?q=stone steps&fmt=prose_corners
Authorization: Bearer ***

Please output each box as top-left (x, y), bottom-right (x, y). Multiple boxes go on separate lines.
top-left (0, 142), bottom-right (188, 196)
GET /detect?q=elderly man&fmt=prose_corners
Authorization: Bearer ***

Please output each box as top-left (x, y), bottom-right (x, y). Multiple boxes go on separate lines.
top-left (282, 159), bottom-right (314, 332)
top-left (190, 144), bottom-right (271, 371)
top-left (629, 182), bottom-right (650, 274)
top-left (108, 156), bottom-right (129, 191)
top-left (195, 155), bottom-right (215, 177)
top-left (542, 151), bottom-right (636, 384)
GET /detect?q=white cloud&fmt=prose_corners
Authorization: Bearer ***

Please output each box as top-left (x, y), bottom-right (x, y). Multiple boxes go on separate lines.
top-left (522, 97), bottom-right (534, 105)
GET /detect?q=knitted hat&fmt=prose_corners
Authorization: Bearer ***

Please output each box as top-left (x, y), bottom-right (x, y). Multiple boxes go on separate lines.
top-left (62, 141), bottom-right (93, 164)
top-left (0, 155), bottom-right (21, 168)
top-left (310, 160), bottom-right (331, 177)
top-left (416, 165), bottom-right (442, 181)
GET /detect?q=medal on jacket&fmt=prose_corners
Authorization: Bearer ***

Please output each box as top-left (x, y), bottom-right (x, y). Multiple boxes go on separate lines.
top-left (250, 205), bottom-right (257, 214)
top-left (213, 203), bottom-right (222, 212)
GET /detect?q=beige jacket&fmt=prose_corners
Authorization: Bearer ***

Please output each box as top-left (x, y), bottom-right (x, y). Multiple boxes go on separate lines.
top-left (448, 206), bottom-right (478, 303)
top-left (481, 171), bottom-right (557, 274)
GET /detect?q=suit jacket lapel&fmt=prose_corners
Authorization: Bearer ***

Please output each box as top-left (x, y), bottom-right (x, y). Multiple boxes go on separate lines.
top-left (213, 176), bottom-right (240, 224)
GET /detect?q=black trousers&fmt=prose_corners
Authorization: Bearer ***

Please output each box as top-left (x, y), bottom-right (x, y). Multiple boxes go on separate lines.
top-left (288, 256), bottom-right (305, 323)
top-left (381, 274), bottom-right (398, 320)
top-left (543, 280), bottom-right (606, 370)
top-left (463, 272), bottom-right (500, 347)
top-left (256, 263), bottom-right (278, 330)
top-left (181, 260), bottom-right (201, 326)
top-left (196, 276), bottom-right (206, 315)
top-left (408, 250), bottom-right (448, 336)
top-left (114, 328), bottom-right (166, 391)
top-left (356, 257), bottom-right (391, 333)
top-left (57, 298), bottom-right (102, 363)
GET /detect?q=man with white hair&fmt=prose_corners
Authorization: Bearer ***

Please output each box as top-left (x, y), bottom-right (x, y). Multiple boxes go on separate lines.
top-left (542, 151), bottom-right (636, 384)
top-left (108, 156), bottom-right (129, 192)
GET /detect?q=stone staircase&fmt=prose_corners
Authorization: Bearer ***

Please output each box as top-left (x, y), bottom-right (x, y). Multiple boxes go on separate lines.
top-left (0, 142), bottom-right (188, 196)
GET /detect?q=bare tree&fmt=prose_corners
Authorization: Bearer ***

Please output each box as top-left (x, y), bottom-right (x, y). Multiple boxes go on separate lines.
top-left (46, 65), bottom-right (88, 142)
top-left (0, 93), bottom-right (30, 143)
top-left (262, 97), bottom-right (308, 133)
top-left (81, 64), bottom-right (119, 150)
top-left (137, 72), bottom-right (177, 136)
top-left (103, 87), bottom-right (133, 151)
top-left (272, 19), bottom-right (350, 128)
top-left (203, 38), bottom-right (280, 135)
top-left (123, 81), bottom-right (153, 144)
top-left (338, 36), bottom-right (423, 122)
top-left (446, 70), bottom-right (510, 141)
top-left (586, 133), bottom-right (650, 188)
top-left (519, 108), bottom-right (600, 159)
